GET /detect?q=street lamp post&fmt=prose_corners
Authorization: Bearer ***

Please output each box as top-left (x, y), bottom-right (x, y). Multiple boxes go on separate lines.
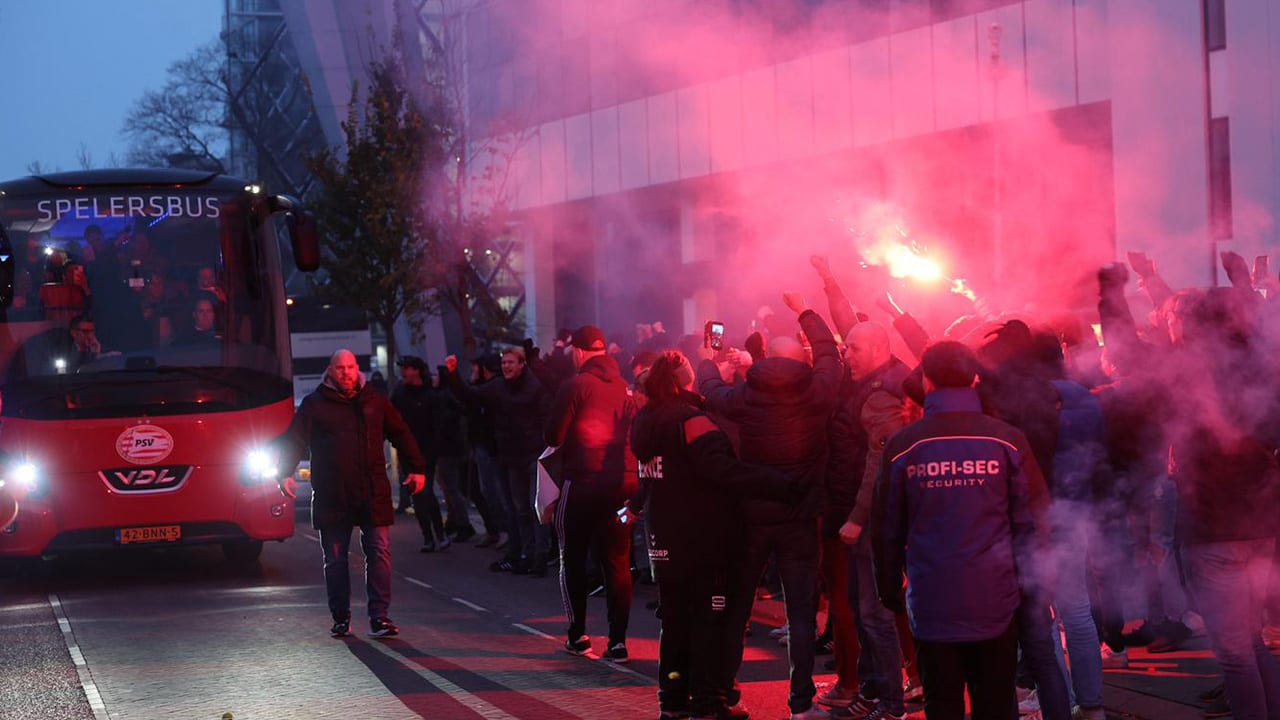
top-left (988, 23), bottom-right (1006, 279)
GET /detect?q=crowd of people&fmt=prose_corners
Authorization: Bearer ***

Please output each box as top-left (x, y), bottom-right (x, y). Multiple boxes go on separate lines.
top-left (279, 250), bottom-right (1280, 720)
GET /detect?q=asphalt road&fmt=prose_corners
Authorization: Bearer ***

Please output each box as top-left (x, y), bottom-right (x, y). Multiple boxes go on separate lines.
top-left (0, 512), bottom-right (803, 720)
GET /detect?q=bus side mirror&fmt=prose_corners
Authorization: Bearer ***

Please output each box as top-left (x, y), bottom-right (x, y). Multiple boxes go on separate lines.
top-left (0, 230), bottom-right (13, 309)
top-left (288, 211), bottom-right (320, 272)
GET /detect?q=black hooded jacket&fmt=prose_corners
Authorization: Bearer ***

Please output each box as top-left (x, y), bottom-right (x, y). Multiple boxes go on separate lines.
top-left (630, 391), bottom-right (796, 574)
top-left (544, 354), bottom-right (638, 490)
top-left (278, 375), bottom-right (427, 529)
top-left (446, 367), bottom-right (551, 462)
top-left (697, 309), bottom-right (842, 525)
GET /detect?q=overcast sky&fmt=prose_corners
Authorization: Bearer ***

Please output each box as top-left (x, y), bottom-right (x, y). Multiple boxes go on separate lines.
top-left (0, 0), bottom-right (223, 180)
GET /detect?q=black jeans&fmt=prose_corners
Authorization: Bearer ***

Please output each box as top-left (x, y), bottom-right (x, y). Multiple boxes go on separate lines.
top-left (725, 519), bottom-right (822, 713)
top-left (554, 478), bottom-right (633, 644)
top-left (500, 458), bottom-right (545, 563)
top-left (656, 565), bottom-right (734, 716)
top-left (915, 622), bottom-right (1019, 720)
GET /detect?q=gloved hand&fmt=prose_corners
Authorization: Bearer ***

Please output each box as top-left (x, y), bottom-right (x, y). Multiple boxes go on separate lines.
top-left (1097, 263), bottom-right (1129, 289)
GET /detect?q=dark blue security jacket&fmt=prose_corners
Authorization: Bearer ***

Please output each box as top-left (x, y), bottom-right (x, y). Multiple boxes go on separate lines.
top-left (872, 387), bottom-right (1046, 643)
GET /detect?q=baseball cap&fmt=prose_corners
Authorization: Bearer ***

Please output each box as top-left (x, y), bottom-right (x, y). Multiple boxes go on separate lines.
top-left (396, 355), bottom-right (427, 372)
top-left (571, 325), bottom-right (606, 351)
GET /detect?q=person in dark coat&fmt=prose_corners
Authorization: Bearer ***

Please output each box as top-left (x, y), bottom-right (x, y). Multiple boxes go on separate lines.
top-left (1099, 265), bottom-right (1280, 720)
top-left (873, 341), bottom-right (1048, 720)
top-left (445, 347), bottom-right (552, 574)
top-left (391, 355), bottom-right (448, 552)
top-left (696, 293), bottom-right (842, 719)
top-left (276, 349), bottom-right (427, 639)
top-left (630, 351), bottom-right (799, 720)
top-left (545, 325), bottom-right (639, 661)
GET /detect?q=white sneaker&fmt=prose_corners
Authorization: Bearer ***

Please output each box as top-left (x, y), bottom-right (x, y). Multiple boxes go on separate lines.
top-left (815, 683), bottom-right (857, 707)
top-left (1263, 624), bottom-right (1280, 649)
top-left (1071, 706), bottom-right (1106, 720)
top-left (1100, 644), bottom-right (1129, 669)
top-left (1183, 610), bottom-right (1206, 638)
top-left (1018, 689), bottom-right (1040, 715)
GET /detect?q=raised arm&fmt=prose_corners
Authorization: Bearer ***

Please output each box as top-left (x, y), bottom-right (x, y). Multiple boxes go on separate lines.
top-left (811, 254), bottom-right (861, 340)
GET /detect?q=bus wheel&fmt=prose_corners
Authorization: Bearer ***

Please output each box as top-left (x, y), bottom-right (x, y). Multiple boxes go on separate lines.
top-left (222, 540), bottom-right (264, 563)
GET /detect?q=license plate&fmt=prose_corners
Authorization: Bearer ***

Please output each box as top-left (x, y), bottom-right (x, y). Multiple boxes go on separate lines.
top-left (117, 525), bottom-right (181, 544)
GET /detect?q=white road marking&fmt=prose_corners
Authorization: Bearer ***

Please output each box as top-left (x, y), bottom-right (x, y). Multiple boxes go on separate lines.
top-left (48, 593), bottom-right (110, 720)
top-left (361, 637), bottom-right (519, 720)
top-left (511, 623), bottom-right (556, 640)
top-left (452, 598), bottom-right (488, 612)
top-left (404, 577), bottom-right (433, 590)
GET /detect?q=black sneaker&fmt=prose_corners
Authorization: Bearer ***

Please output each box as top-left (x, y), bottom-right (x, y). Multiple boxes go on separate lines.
top-left (1202, 696), bottom-right (1231, 718)
top-left (420, 539), bottom-right (436, 553)
top-left (1199, 683), bottom-right (1226, 703)
top-left (490, 559), bottom-right (517, 573)
top-left (369, 617), bottom-right (399, 637)
top-left (564, 635), bottom-right (591, 655)
top-left (330, 618), bottom-right (351, 637)
top-left (601, 642), bottom-right (629, 663)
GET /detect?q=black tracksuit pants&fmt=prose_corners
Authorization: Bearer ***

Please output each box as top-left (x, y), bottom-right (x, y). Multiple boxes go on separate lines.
top-left (655, 565), bottom-right (734, 716)
top-left (554, 478), bottom-right (633, 644)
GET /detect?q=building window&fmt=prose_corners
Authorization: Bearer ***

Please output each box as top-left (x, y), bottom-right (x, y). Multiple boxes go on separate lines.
top-left (1204, 0), bottom-right (1226, 51)
top-left (1209, 117), bottom-right (1233, 239)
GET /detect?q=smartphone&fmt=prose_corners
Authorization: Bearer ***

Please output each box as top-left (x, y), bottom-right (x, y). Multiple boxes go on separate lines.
top-left (705, 320), bottom-right (725, 350)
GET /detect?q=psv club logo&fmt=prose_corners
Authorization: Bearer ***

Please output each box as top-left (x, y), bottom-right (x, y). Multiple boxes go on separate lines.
top-left (116, 424), bottom-right (175, 465)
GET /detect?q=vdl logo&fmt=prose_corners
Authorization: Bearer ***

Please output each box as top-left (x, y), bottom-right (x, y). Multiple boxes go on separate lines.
top-left (99, 466), bottom-right (194, 493)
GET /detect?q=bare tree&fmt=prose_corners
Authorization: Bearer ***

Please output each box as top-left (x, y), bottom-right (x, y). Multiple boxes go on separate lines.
top-left (24, 160), bottom-right (57, 175)
top-left (75, 142), bottom-right (94, 170)
top-left (122, 41), bottom-right (229, 171)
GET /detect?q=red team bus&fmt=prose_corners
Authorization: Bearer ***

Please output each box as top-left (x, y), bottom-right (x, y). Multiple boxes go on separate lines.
top-left (0, 169), bottom-right (318, 561)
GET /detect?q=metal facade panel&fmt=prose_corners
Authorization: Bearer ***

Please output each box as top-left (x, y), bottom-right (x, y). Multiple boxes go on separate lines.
top-left (933, 15), bottom-right (982, 131)
top-left (811, 46), bottom-right (854, 153)
top-left (851, 37), bottom-right (894, 146)
top-left (678, 85), bottom-right (712, 179)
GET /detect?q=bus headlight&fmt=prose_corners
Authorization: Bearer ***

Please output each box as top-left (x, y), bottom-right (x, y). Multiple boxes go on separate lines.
top-left (6, 462), bottom-right (43, 498)
top-left (243, 448), bottom-right (279, 485)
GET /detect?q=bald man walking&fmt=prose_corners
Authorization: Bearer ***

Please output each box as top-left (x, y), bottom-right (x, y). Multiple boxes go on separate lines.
top-left (697, 294), bottom-right (843, 720)
top-left (278, 350), bottom-right (427, 638)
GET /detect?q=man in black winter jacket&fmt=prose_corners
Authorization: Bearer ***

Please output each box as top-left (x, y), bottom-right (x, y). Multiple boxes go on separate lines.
top-left (445, 348), bottom-right (552, 574)
top-left (545, 325), bottom-right (639, 662)
top-left (697, 294), bottom-right (842, 720)
top-left (277, 350), bottom-right (427, 639)
top-left (392, 355), bottom-right (470, 552)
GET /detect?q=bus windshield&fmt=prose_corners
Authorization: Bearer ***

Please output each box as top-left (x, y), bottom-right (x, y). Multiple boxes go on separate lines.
top-left (0, 184), bottom-right (292, 419)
